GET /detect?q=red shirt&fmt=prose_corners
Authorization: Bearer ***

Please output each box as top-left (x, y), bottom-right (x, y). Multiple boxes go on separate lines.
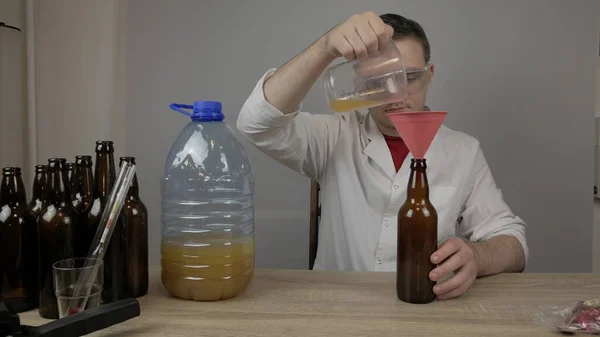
top-left (384, 135), bottom-right (410, 172)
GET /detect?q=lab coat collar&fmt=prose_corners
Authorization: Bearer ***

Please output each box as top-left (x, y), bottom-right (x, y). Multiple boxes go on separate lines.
top-left (360, 111), bottom-right (402, 180)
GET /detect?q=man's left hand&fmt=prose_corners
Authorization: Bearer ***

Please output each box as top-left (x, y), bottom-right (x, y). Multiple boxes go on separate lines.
top-left (429, 237), bottom-right (480, 300)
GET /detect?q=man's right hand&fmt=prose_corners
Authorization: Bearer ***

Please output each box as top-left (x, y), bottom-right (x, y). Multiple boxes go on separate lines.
top-left (317, 11), bottom-right (394, 61)
top-left (261, 11), bottom-right (395, 114)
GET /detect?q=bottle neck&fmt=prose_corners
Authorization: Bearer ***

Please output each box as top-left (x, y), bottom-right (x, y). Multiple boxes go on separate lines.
top-left (32, 171), bottom-right (47, 200)
top-left (94, 152), bottom-right (116, 197)
top-left (127, 174), bottom-right (140, 198)
top-left (78, 165), bottom-right (94, 194)
top-left (46, 167), bottom-right (71, 205)
top-left (119, 157), bottom-right (139, 198)
top-left (1, 174), bottom-right (27, 206)
top-left (66, 164), bottom-right (75, 182)
top-left (406, 159), bottom-right (429, 199)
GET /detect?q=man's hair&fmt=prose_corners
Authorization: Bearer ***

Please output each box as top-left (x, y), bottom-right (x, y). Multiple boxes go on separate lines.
top-left (380, 13), bottom-right (430, 63)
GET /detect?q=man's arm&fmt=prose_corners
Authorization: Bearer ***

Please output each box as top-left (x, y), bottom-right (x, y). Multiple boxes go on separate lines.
top-left (457, 144), bottom-right (529, 271)
top-left (470, 234), bottom-right (526, 276)
top-left (237, 12), bottom-right (396, 179)
top-left (262, 11), bottom-right (394, 114)
top-left (429, 234), bottom-right (526, 301)
top-left (263, 42), bottom-right (335, 114)
top-left (429, 144), bottom-right (528, 300)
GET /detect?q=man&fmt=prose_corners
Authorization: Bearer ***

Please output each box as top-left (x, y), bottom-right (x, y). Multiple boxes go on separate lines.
top-left (237, 11), bottom-right (527, 300)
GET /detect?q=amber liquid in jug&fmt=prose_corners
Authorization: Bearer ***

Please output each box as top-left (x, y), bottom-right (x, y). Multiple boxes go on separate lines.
top-left (0, 167), bottom-right (39, 313)
top-left (161, 233), bottom-right (254, 301)
top-left (396, 158), bottom-right (437, 304)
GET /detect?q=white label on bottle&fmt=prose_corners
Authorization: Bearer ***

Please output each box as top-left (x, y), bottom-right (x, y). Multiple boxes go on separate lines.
top-left (90, 199), bottom-right (101, 217)
top-left (0, 205), bottom-right (11, 222)
top-left (42, 205), bottom-right (56, 222)
top-left (423, 207), bottom-right (431, 218)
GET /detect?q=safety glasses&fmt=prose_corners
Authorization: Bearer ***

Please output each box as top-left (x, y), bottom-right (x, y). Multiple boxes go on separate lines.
top-left (405, 64), bottom-right (431, 95)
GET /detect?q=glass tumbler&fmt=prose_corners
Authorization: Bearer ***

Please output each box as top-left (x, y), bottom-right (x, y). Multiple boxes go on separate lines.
top-left (53, 258), bottom-right (104, 318)
top-left (322, 38), bottom-right (408, 113)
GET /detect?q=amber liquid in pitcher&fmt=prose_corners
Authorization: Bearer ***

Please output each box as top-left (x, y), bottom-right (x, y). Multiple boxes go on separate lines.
top-left (161, 234), bottom-right (254, 301)
top-left (329, 99), bottom-right (381, 112)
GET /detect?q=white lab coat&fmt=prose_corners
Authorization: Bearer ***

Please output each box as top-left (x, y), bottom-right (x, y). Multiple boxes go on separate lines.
top-left (237, 69), bottom-right (529, 272)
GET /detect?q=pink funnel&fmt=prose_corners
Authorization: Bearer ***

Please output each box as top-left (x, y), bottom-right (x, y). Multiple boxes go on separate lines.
top-left (387, 111), bottom-right (448, 158)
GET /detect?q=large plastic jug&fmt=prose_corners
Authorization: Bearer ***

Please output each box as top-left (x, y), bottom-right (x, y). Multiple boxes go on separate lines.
top-left (161, 101), bottom-right (254, 301)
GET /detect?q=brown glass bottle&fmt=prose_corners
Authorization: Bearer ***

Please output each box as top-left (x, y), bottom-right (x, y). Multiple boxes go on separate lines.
top-left (87, 141), bottom-right (128, 303)
top-left (0, 167), bottom-right (39, 313)
top-left (72, 155), bottom-right (94, 215)
top-left (29, 165), bottom-right (47, 218)
top-left (397, 158), bottom-right (437, 304)
top-left (119, 157), bottom-right (148, 298)
top-left (38, 159), bottom-right (84, 319)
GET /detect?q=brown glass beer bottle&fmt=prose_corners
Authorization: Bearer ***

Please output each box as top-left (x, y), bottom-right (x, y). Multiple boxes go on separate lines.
top-left (29, 165), bottom-right (47, 217)
top-left (119, 157), bottom-right (148, 297)
top-left (37, 159), bottom-right (84, 319)
top-left (396, 158), bottom-right (437, 304)
top-left (0, 167), bottom-right (39, 313)
top-left (86, 141), bottom-right (128, 303)
top-left (72, 155), bottom-right (94, 215)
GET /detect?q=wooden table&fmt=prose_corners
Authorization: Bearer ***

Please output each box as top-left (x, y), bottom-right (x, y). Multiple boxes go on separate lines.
top-left (19, 266), bottom-right (600, 336)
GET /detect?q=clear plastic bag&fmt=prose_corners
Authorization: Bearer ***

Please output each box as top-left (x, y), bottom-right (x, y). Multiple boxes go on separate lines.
top-left (536, 299), bottom-right (600, 334)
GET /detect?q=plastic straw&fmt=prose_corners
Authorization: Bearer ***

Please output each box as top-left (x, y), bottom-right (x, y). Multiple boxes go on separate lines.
top-left (65, 161), bottom-right (136, 316)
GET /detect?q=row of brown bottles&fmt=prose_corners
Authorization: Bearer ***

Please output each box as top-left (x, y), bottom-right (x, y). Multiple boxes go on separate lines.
top-left (0, 167), bottom-right (39, 313)
top-left (0, 141), bottom-right (148, 319)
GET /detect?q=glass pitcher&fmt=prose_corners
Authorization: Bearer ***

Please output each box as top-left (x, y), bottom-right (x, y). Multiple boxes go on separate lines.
top-left (322, 38), bottom-right (408, 113)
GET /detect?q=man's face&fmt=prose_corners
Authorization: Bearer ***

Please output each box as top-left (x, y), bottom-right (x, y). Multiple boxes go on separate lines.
top-left (368, 37), bottom-right (434, 136)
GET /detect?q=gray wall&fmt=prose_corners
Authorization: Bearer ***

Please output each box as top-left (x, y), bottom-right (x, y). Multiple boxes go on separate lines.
top-left (125, 0), bottom-right (597, 272)
top-left (0, 0), bottom-right (27, 180)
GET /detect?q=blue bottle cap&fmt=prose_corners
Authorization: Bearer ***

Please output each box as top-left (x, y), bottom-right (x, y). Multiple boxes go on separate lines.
top-left (169, 101), bottom-right (224, 121)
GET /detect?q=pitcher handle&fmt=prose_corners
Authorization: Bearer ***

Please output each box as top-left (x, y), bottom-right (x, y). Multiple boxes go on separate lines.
top-left (169, 103), bottom-right (194, 117)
